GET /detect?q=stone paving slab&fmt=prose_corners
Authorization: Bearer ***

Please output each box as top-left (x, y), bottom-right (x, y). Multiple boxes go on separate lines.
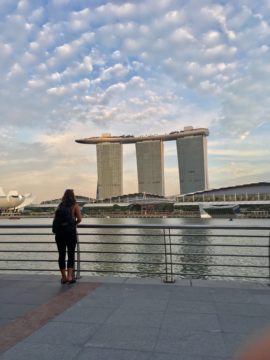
top-left (0, 275), bottom-right (270, 360)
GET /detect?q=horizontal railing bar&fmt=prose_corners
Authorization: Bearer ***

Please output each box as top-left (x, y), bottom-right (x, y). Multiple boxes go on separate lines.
top-left (78, 233), bottom-right (269, 239)
top-left (74, 233), bottom-right (270, 238)
top-left (172, 263), bottom-right (268, 268)
top-left (0, 250), bottom-right (165, 255)
top-left (0, 232), bottom-right (269, 239)
top-left (0, 268), bottom-right (59, 272)
top-left (0, 259), bottom-right (59, 262)
top-left (75, 243), bottom-right (269, 248)
top-left (0, 250), bottom-right (267, 257)
top-left (172, 273), bottom-right (270, 279)
top-left (82, 271), bottom-right (269, 280)
top-left (1, 224), bottom-right (270, 230)
top-left (77, 269), bottom-right (269, 278)
top-left (172, 244), bottom-right (268, 247)
top-left (77, 251), bottom-right (269, 257)
top-left (77, 270), bottom-right (270, 279)
top-left (0, 233), bottom-right (55, 236)
top-left (0, 250), bottom-right (58, 253)
top-left (170, 253), bottom-right (267, 258)
top-left (0, 268), bottom-right (163, 275)
top-left (168, 234), bottom-right (268, 238)
top-left (76, 262), bottom-right (269, 268)
top-left (0, 241), bottom-right (268, 248)
top-left (81, 262), bottom-right (268, 268)
top-left (0, 259), bottom-right (163, 265)
top-left (0, 242), bottom-right (56, 244)
top-left (0, 259), bottom-right (267, 268)
top-left (0, 251), bottom-right (165, 255)
top-left (0, 267), bottom-right (267, 279)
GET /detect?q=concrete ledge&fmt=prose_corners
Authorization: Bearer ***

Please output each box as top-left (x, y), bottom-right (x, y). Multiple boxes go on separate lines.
top-left (0, 273), bottom-right (268, 289)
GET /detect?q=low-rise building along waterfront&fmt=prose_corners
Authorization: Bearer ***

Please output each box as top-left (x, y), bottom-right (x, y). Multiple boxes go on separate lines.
top-left (20, 183), bottom-right (270, 218)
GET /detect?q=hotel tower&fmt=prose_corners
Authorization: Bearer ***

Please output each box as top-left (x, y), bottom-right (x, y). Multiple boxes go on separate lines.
top-left (96, 142), bottom-right (123, 200)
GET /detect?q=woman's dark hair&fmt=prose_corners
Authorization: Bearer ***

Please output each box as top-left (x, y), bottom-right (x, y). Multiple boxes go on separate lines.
top-left (61, 189), bottom-right (76, 207)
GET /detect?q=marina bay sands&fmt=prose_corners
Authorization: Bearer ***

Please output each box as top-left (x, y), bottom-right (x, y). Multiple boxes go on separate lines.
top-left (76, 126), bottom-right (209, 200)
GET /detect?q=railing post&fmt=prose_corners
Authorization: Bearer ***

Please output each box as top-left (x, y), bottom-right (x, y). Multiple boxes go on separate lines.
top-left (75, 231), bottom-right (81, 279)
top-left (163, 228), bottom-right (168, 282)
top-left (268, 233), bottom-right (270, 286)
top-left (163, 228), bottom-right (175, 283)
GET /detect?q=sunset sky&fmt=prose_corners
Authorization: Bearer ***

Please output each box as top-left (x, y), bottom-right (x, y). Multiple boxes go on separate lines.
top-left (1, 0), bottom-right (270, 202)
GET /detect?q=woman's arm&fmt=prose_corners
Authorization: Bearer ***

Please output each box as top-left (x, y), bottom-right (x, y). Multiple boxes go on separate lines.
top-left (74, 204), bottom-right (82, 224)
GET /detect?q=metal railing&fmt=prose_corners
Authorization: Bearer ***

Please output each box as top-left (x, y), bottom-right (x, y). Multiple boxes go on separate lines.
top-left (0, 223), bottom-right (270, 283)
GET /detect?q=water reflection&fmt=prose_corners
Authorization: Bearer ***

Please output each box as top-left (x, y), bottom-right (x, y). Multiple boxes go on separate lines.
top-left (175, 224), bottom-right (212, 279)
top-left (133, 227), bottom-right (164, 278)
top-left (79, 219), bottom-right (126, 275)
top-left (79, 219), bottom-right (165, 278)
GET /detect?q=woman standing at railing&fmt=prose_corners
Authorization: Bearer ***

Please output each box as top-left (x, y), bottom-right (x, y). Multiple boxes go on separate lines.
top-left (52, 189), bottom-right (82, 284)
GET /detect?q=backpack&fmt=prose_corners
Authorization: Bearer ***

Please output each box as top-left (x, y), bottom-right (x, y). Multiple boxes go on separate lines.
top-left (52, 205), bottom-right (76, 234)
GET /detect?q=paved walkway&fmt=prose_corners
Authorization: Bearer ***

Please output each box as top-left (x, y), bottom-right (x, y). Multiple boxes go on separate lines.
top-left (0, 275), bottom-right (270, 360)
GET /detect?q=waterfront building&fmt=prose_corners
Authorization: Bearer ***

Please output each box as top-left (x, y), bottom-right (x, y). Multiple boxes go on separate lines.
top-left (176, 182), bottom-right (270, 202)
top-left (136, 140), bottom-right (164, 196)
top-left (22, 183), bottom-right (270, 218)
top-left (41, 195), bottom-right (93, 206)
top-left (75, 127), bottom-right (209, 197)
top-left (176, 132), bottom-right (209, 194)
top-left (82, 192), bottom-right (173, 216)
top-left (175, 182), bottom-right (270, 217)
top-left (96, 142), bottom-right (123, 200)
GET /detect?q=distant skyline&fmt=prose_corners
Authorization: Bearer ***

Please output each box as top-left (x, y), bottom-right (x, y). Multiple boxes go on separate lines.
top-left (1, 0), bottom-right (270, 202)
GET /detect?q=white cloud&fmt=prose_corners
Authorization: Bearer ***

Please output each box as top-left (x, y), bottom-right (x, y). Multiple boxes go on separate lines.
top-left (101, 63), bottom-right (129, 80)
top-left (28, 7), bottom-right (44, 23)
top-left (35, 23), bottom-right (59, 50)
top-left (0, 43), bottom-right (12, 56)
top-left (55, 43), bottom-right (73, 57)
top-left (96, 2), bottom-right (136, 19)
top-left (21, 51), bottom-right (36, 65)
top-left (1, 0), bottom-right (270, 199)
top-left (47, 78), bottom-right (90, 96)
top-left (50, 72), bottom-right (61, 81)
top-left (71, 78), bottom-right (90, 90)
top-left (27, 78), bottom-right (45, 88)
top-left (47, 86), bottom-right (67, 96)
top-left (69, 8), bottom-right (91, 31)
top-left (29, 41), bottom-right (39, 51)
top-left (17, 0), bottom-right (29, 13)
top-left (203, 30), bottom-right (221, 44)
top-left (171, 27), bottom-right (195, 42)
top-left (204, 44), bottom-right (238, 59)
top-left (61, 56), bottom-right (94, 78)
top-left (164, 10), bottom-right (183, 25)
top-left (52, 0), bottom-right (70, 6)
top-left (7, 63), bottom-right (23, 78)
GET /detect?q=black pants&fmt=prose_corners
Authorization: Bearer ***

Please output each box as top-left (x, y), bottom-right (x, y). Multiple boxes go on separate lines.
top-left (55, 230), bottom-right (77, 269)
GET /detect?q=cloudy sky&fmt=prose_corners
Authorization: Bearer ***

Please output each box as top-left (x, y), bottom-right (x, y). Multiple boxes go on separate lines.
top-left (1, 0), bottom-right (270, 202)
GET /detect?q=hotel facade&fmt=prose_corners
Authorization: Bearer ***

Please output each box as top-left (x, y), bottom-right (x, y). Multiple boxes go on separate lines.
top-left (76, 127), bottom-right (209, 200)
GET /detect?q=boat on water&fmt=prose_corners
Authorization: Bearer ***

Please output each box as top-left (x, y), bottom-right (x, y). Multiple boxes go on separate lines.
top-left (199, 203), bottom-right (240, 218)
